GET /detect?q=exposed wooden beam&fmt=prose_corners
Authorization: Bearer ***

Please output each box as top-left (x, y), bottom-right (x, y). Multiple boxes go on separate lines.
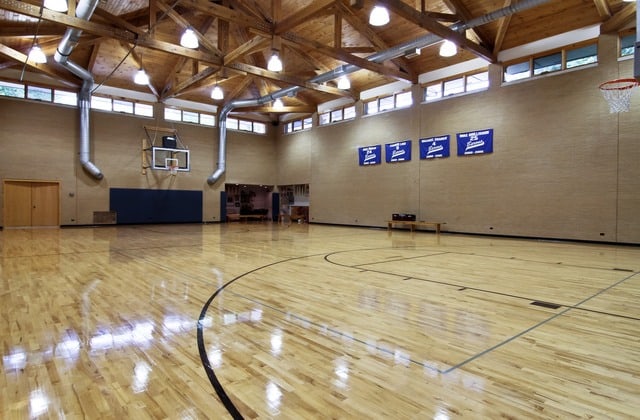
top-left (239, 105), bottom-right (317, 113)
top-left (280, 32), bottom-right (415, 83)
top-left (274, 0), bottom-right (337, 34)
top-left (181, 0), bottom-right (272, 33)
top-left (162, 66), bottom-right (219, 99)
top-left (493, 0), bottom-right (513, 55)
top-left (376, 0), bottom-right (496, 63)
top-left (592, 0), bottom-right (611, 18)
top-left (225, 61), bottom-right (353, 98)
top-left (0, 43), bottom-right (78, 86)
top-left (600, 2), bottom-right (636, 33)
top-left (224, 36), bottom-right (270, 66)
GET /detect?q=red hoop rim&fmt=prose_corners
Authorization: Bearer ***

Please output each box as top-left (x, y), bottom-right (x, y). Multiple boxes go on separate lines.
top-left (598, 78), bottom-right (639, 91)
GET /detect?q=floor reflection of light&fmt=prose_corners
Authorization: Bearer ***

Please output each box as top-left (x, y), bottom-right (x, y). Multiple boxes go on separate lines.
top-left (394, 349), bottom-right (410, 367)
top-left (270, 329), bottom-right (283, 356)
top-left (29, 389), bottom-right (49, 418)
top-left (3, 349), bottom-right (27, 370)
top-left (163, 315), bottom-right (193, 336)
top-left (250, 308), bottom-right (263, 322)
top-left (208, 347), bottom-right (223, 368)
top-left (334, 357), bottom-right (349, 389)
top-left (131, 322), bottom-right (154, 344)
top-left (90, 332), bottom-right (114, 351)
top-left (223, 313), bottom-right (237, 325)
top-left (434, 407), bottom-right (450, 420)
top-left (132, 361), bottom-right (152, 393)
top-left (266, 382), bottom-right (282, 413)
top-left (55, 338), bottom-right (80, 360)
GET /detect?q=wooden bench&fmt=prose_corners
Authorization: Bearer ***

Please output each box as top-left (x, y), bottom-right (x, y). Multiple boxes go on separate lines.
top-left (387, 220), bottom-right (443, 234)
top-left (227, 214), bottom-right (268, 222)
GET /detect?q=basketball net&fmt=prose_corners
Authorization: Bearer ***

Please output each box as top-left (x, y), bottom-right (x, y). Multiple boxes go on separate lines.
top-left (599, 78), bottom-right (639, 113)
top-left (169, 163), bottom-right (178, 176)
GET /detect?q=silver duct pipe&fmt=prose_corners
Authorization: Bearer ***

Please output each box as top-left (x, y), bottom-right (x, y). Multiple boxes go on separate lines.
top-left (207, 0), bottom-right (553, 185)
top-left (54, 0), bottom-right (103, 180)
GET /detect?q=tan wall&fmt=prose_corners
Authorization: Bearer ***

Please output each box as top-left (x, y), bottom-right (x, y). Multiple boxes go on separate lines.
top-left (1, 33), bottom-right (638, 243)
top-left (0, 100), bottom-right (276, 225)
top-left (276, 34), bottom-right (640, 244)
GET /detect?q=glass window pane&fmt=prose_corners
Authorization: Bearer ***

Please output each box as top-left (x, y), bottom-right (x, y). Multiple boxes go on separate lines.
top-left (303, 117), bottom-right (313, 129)
top-left (293, 120), bottom-right (303, 131)
top-left (425, 83), bottom-right (442, 101)
top-left (200, 113), bottom-right (215, 126)
top-left (620, 33), bottom-right (635, 57)
top-left (54, 90), bottom-right (77, 106)
top-left (319, 112), bottom-right (330, 125)
top-left (226, 117), bottom-right (239, 130)
top-left (0, 81), bottom-right (25, 98)
top-left (466, 72), bottom-right (489, 92)
top-left (533, 52), bottom-right (562, 75)
top-left (504, 61), bottom-right (530, 82)
top-left (239, 119), bottom-right (253, 131)
top-left (27, 86), bottom-right (52, 101)
top-left (253, 122), bottom-right (266, 134)
top-left (395, 91), bottom-right (412, 108)
top-left (183, 110), bottom-right (199, 123)
top-left (164, 108), bottom-right (181, 121)
top-left (566, 44), bottom-right (597, 69)
top-left (365, 100), bottom-right (378, 114)
top-left (343, 106), bottom-right (356, 120)
top-left (379, 95), bottom-right (394, 111)
top-left (331, 109), bottom-right (343, 122)
top-left (443, 77), bottom-right (464, 96)
top-left (91, 96), bottom-right (112, 111)
top-left (113, 99), bottom-right (133, 113)
top-left (135, 103), bottom-right (153, 117)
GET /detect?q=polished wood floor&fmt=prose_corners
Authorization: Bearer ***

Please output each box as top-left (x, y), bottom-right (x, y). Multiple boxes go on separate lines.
top-left (1, 223), bottom-right (639, 419)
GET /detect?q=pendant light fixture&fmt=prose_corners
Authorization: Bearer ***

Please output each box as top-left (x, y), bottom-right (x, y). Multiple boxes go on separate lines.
top-left (134, 68), bottom-right (150, 85)
top-left (267, 51), bottom-right (283, 72)
top-left (337, 76), bottom-right (351, 90)
top-left (211, 84), bottom-right (224, 100)
top-left (28, 44), bottom-right (47, 64)
top-left (180, 28), bottom-right (199, 49)
top-left (439, 40), bottom-right (457, 57)
top-left (44, 0), bottom-right (68, 12)
top-left (273, 98), bottom-right (284, 109)
top-left (369, 6), bottom-right (390, 26)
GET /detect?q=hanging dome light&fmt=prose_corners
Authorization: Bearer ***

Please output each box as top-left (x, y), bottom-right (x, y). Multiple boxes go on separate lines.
top-left (337, 76), bottom-right (351, 90)
top-left (369, 6), bottom-right (390, 26)
top-left (273, 98), bottom-right (284, 109)
top-left (211, 85), bottom-right (224, 100)
top-left (28, 44), bottom-right (47, 64)
top-left (439, 40), bottom-right (457, 57)
top-left (180, 28), bottom-right (199, 49)
top-left (134, 68), bottom-right (150, 85)
top-left (44, 0), bottom-right (68, 12)
top-left (267, 52), bottom-right (283, 72)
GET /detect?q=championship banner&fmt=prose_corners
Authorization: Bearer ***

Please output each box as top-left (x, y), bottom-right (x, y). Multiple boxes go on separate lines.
top-left (358, 145), bottom-right (381, 166)
top-left (385, 140), bottom-right (412, 162)
top-left (420, 135), bottom-right (450, 159)
top-left (457, 129), bottom-right (493, 155)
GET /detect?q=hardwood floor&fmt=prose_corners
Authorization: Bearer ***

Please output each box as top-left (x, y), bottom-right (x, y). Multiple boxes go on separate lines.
top-left (1, 223), bottom-right (639, 419)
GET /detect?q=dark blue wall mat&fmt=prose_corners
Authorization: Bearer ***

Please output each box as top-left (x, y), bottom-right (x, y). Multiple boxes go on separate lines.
top-left (110, 188), bottom-right (203, 224)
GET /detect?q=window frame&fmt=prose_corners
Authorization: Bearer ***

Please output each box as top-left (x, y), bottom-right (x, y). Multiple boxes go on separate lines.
top-left (424, 69), bottom-right (489, 102)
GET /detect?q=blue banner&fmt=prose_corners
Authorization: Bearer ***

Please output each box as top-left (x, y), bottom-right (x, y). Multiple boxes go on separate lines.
top-left (358, 145), bottom-right (381, 165)
top-left (457, 129), bottom-right (493, 155)
top-left (420, 135), bottom-right (450, 159)
top-left (385, 140), bottom-right (412, 162)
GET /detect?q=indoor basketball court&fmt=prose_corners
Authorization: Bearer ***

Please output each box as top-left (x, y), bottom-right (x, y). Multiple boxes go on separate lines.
top-left (1, 223), bottom-right (638, 418)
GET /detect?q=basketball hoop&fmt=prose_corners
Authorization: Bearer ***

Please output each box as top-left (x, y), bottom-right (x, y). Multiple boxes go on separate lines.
top-left (166, 158), bottom-right (179, 176)
top-left (599, 78), bottom-right (639, 113)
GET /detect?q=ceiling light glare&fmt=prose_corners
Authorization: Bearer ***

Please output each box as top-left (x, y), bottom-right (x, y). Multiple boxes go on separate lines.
top-left (267, 52), bottom-right (283, 72)
top-left (369, 6), bottom-right (390, 26)
top-left (44, 0), bottom-right (68, 12)
top-left (273, 98), bottom-right (284, 109)
top-left (439, 40), bottom-right (457, 57)
top-left (211, 85), bottom-right (224, 100)
top-left (337, 76), bottom-right (351, 90)
top-left (180, 28), bottom-right (199, 49)
top-left (134, 69), bottom-right (150, 85)
top-left (28, 44), bottom-right (47, 64)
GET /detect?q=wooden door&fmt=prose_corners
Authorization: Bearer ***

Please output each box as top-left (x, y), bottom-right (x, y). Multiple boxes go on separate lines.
top-left (31, 182), bottom-right (60, 227)
top-left (3, 180), bottom-right (60, 228)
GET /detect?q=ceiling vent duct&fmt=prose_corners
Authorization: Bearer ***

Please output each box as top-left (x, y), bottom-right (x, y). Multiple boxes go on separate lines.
top-left (207, 0), bottom-right (553, 186)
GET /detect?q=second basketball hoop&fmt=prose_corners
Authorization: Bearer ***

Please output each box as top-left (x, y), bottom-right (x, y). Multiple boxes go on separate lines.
top-left (598, 78), bottom-right (639, 113)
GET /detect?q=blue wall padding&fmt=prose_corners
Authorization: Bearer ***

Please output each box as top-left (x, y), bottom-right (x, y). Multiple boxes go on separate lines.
top-left (110, 188), bottom-right (203, 224)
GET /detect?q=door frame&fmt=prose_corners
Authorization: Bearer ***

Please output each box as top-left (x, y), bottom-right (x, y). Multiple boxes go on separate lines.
top-left (2, 179), bottom-right (61, 228)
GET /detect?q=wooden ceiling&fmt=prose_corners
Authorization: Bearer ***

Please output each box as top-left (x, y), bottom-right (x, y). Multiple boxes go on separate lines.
top-left (0, 0), bottom-right (636, 118)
